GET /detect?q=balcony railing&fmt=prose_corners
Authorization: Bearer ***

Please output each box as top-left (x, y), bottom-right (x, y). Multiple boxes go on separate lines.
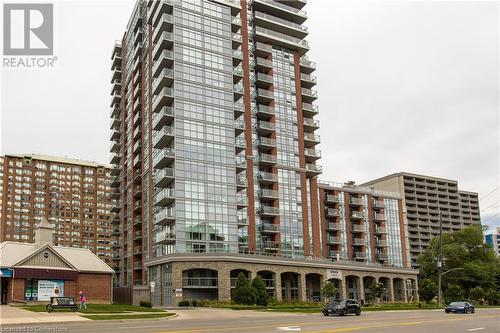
top-left (259, 189), bottom-right (279, 199)
top-left (259, 206), bottom-right (280, 216)
top-left (183, 277), bottom-right (218, 288)
top-left (351, 211), bottom-right (366, 219)
top-left (258, 171), bottom-right (278, 182)
top-left (259, 223), bottom-right (280, 232)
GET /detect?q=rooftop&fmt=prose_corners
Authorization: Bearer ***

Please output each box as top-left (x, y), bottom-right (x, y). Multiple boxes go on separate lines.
top-left (5, 153), bottom-right (110, 168)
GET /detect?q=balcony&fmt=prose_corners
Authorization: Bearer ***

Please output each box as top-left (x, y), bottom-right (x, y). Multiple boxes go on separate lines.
top-left (133, 155), bottom-right (141, 168)
top-left (373, 213), bottom-right (386, 221)
top-left (351, 224), bottom-right (366, 232)
top-left (300, 56), bottom-right (316, 74)
top-left (351, 211), bottom-right (366, 220)
top-left (133, 125), bottom-right (141, 140)
top-left (110, 140), bottom-right (120, 153)
top-left (255, 42), bottom-right (272, 57)
top-left (376, 253), bottom-right (388, 261)
top-left (153, 49), bottom-right (174, 76)
top-left (152, 106), bottom-right (174, 130)
top-left (303, 117), bottom-right (319, 132)
top-left (326, 207), bottom-right (341, 217)
top-left (304, 148), bottom-right (321, 162)
top-left (152, 148), bottom-right (175, 169)
top-left (257, 120), bottom-right (275, 134)
top-left (258, 153), bottom-right (277, 166)
top-left (259, 223), bottom-right (279, 233)
top-left (111, 70), bottom-right (121, 84)
top-left (304, 133), bottom-right (320, 148)
top-left (133, 200), bottom-right (142, 212)
top-left (258, 172), bottom-right (278, 184)
top-left (262, 241), bottom-right (280, 249)
top-left (231, 16), bottom-right (241, 31)
top-left (154, 207), bottom-right (175, 225)
top-left (254, 26), bottom-right (309, 55)
top-left (234, 120), bottom-right (245, 134)
top-left (376, 240), bottom-right (388, 247)
top-left (110, 153), bottom-right (121, 164)
top-left (374, 227), bottom-right (388, 234)
top-left (258, 205), bottom-right (280, 216)
top-left (153, 68), bottom-right (174, 95)
top-left (256, 88), bottom-right (274, 103)
top-left (350, 198), bottom-right (363, 206)
top-left (255, 57), bottom-right (273, 70)
top-left (149, 0), bottom-right (173, 26)
top-left (133, 140), bottom-right (141, 154)
top-left (183, 277), bottom-right (218, 288)
top-left (254, 11), bottom-right (308, 39)
top-left (326, 222), bottom-right (341, 231)
top-left (255, 105), bottom-right (275, 118)
top-left (237, 197), bottom-right (248, 208)
top-left (236, 176), bottom-right (247, 189)
top-left (354, 252), bottom-right (367, 259)
top-left (305, 163), bottom-right (322, 175)
top-left (154, 231), bottom-right (176, 244)
top-left (300, 73), bottom-right (317, 88)
top-left (372, 200), bottom-right (385, 209)
top-left (110, 105), bottom-right (120, 118)
top-left (232, 33), bottom-right (242, 48)
top-left (110, 92), bottom-right (121, 108)
top-left (152, 87), bottom-right (174, 113)
top-left (259, 189), bottom-right (279, 200)
top-left (233, 49), bottom-right (243, 66)
top-left (257, 137), bottom-right (276, 151)
top-left (301, 88), bottom-right (317, 102)
top-left (352, 237), bottom-right (365, 246)
top-left (235, 138), bottom-right (246, 153)
top-left (325, 195), bottom-right (339, 204)
top-left (326, 236), bottom-right (342, 244)
top-left (253, 0), bottom-right (307, 24)
top-left (153, 30), bottom-right (174, 53)
top-left (256, 72), bottom-right (273, 87)
top-left (154, 188), bottom-right (175, 206)
top-left (154, 168), bottom-right (175, 188)
top-left (237, 217), bottom-right (248, 226)
top-left (234, 83), bottom-right (244, 99)
top-left (302, 103), bottom-right (318, 118)
top-left (153, 125), bottom-right (174, 149)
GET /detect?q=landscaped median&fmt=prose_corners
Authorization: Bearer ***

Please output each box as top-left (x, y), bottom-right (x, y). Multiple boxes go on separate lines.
top-left (20, 303), bottom-right (176, 320)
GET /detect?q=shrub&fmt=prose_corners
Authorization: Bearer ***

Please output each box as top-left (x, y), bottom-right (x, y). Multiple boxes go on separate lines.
top-left (251, 275), bottom-right (270, 306)
top-left (444, 284), bottom-right (464, 304)
top-left (178, 300), bottom-right (190, 307)
top-left (468, 286), bottom-right (485, 304)
top-left (484, 289), bottom-right (500, 305)
top-left (418, 279), bottom-right (438, 304)
top-left (191, 299), bottom-right (198, 307)
top-left (139, 300), bottom-right (152, 308)
top-left (321, 281), bottom-right (337, 303)
top-left (233, 273), bottom-right (255, 305)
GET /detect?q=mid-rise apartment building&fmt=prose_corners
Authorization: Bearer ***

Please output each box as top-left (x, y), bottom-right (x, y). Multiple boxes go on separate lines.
top-left (111, 0), bottom-right (418, 305)
top-left (362, 172), bottom-right (481, 268)
top-left (0, 154), bottom-right (117, 270)
top-left (485, 226), bottom-right (500, 256)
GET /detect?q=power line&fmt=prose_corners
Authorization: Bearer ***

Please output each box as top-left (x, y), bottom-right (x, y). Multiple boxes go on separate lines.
top-left (480, 200), bottom-right (500, 213)
top-left (482, 212), bottom-right (500, 224)
top-left (480, 186), bottom-right (500, 201)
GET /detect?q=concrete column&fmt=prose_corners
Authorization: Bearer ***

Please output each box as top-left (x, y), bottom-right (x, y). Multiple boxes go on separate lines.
top-left (388, 278), bottom-right (395, 302)
top-left (359, 277), bottom-right (365, 303)
top-left (300, 274), bottom-right (307, 301)
top-left (172, 264), bottom-right (183, 306)
top-left (414, 279), bottom-right (419, 302)
top-left (274, 272), bottom-right (282, 301)
top-left (341, 277), bottom-right (348, 299)
top-left (402, 279), bottom-right (408, 303)
top-left (218, 265), bottom-right (231, 302)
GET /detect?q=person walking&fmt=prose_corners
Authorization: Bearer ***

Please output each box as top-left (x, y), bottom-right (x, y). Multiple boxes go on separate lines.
top-left (79, 291), bottom-right (87, 311)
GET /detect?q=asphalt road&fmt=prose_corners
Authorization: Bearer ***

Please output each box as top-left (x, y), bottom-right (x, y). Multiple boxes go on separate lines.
top-left (1, 308), bottom-right (499, 333)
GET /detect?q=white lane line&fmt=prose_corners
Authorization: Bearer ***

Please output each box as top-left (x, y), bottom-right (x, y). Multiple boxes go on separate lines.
top-left (277, 326), bottom-right (302, 331)
top-left (467, 328), bottom-right (485, 332)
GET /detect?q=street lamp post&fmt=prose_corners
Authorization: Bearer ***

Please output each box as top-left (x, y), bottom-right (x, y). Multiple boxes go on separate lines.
top-left (438, 267), bottom-right (465, 307)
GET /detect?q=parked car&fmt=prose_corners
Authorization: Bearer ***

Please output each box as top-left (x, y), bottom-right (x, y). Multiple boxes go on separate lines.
top-left (445, 301), bottom-right (475, 314)
top-left (322, 299), bottom-right (361, 316)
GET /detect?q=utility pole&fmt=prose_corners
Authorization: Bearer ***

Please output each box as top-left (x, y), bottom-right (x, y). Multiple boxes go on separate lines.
top-left (437, 212), bottom-right (443, 307)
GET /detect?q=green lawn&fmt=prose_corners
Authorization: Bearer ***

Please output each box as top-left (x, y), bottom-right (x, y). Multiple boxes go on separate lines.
top-left (21, 303), bottom-right (166, 313)
top-left (81, 313), bottom-right (175, 320)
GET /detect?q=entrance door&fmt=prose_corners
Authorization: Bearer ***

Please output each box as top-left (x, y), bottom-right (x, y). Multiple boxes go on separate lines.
top-left (1, 278), bottom-right (8, 304)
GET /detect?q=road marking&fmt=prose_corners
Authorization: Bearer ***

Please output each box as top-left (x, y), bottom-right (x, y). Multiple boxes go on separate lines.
top-left (277, 326), bottom-right (301, 331)
top-left (467, 329), bottom-right (485, 332)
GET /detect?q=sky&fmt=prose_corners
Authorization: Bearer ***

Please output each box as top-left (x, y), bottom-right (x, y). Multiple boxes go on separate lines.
top-left (1, 0), bottom-right (499, 231)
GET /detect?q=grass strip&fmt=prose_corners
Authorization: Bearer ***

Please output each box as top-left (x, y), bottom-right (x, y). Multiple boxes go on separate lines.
top-left (21, 304), bottom-right (165, 313)
top-left (81, 313), bottom-right (175, 320)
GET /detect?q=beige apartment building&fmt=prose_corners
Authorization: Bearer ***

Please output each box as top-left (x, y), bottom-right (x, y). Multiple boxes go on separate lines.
top-left (362, 172), bottom-right (481, 268)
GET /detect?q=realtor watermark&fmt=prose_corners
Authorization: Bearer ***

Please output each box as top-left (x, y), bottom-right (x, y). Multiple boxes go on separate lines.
top-left (2, 3), bottom-right (57, 68)
top-left (0, 326), bottom-right (68, 332)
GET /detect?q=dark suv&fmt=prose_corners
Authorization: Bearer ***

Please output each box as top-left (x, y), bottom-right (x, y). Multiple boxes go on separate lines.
top-left (322, 299), bottom-right (361, 316)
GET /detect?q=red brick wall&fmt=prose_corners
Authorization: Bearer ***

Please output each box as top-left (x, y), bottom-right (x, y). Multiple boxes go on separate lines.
top-left (77, 273), bottom-right (112, 303)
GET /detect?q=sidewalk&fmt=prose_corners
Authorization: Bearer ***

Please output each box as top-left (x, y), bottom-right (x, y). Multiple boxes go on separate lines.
top-left (0, 305), bottom-right (90, 325)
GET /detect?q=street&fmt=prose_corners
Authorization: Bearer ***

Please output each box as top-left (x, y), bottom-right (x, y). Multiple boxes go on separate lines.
top-left (1, 308), bottom-right (498, 333)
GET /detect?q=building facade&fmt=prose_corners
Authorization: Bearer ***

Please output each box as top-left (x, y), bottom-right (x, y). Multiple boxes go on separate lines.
top-left (0, 154), bottom-right (117, 271)
top-left (111, 0), bottom-right (418, 305)
top-left (362, 172), bottom-right (481, 268)
top-left (485, 226), bottom-right (500, 256)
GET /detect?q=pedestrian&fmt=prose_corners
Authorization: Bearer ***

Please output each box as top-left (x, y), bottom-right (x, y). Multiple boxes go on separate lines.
top-left (79, 291), bottom-right (87, 311)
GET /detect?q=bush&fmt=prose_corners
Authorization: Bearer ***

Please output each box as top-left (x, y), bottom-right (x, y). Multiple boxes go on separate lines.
top-left (233, 273), bottom-right (255, 305)
top-left (418, 279), bottom-right (438, 304)
top-left (468, 286), bottom-right (485, 304)
top-left (484, 289), bottom-right (500, 306)
top-left (139, 300), bottom-right (152, 308)
top-left (251, 275), bottom-right (270, 306)
top-left (178, 300), bottom-right (190, 307)
top-left (444, 284), bottom-right (464, 304)
top-left (191, 299), bottom-right (198, 307)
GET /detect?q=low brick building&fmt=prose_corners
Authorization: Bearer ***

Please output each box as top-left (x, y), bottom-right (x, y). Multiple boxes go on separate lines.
top-left (0, 220), bottom-right (114, 304)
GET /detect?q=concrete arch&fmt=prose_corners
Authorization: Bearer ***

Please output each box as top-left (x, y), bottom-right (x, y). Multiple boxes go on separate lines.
top-left (362, 275), bottom-right (377, 304)
top-left (182, 268), bottom-right (218, 301)
top-left (281, 271), bottom-right (300, 302)
top-left (305, 273), bottom-right (323, 302)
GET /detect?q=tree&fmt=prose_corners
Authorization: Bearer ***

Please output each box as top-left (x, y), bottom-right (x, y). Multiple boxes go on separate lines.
top-left (484, 289), bottom-right (500, 306)
top-left (418, 278), bottom-right (438, 304)
top-left (417, 225), bottom-right (500, 297)
top-left (233, 272), bottom-right (254, 305)
top-left (369, 282), bottom-right (385, 303)
top-left (251, 275), bottom-right (270, 306)
top-left (468, 286), bottom-right (485, 304)
top-left (444, 284), bottom-right (464, 304)
top-left (321, 280), bottom-right (338, 303)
